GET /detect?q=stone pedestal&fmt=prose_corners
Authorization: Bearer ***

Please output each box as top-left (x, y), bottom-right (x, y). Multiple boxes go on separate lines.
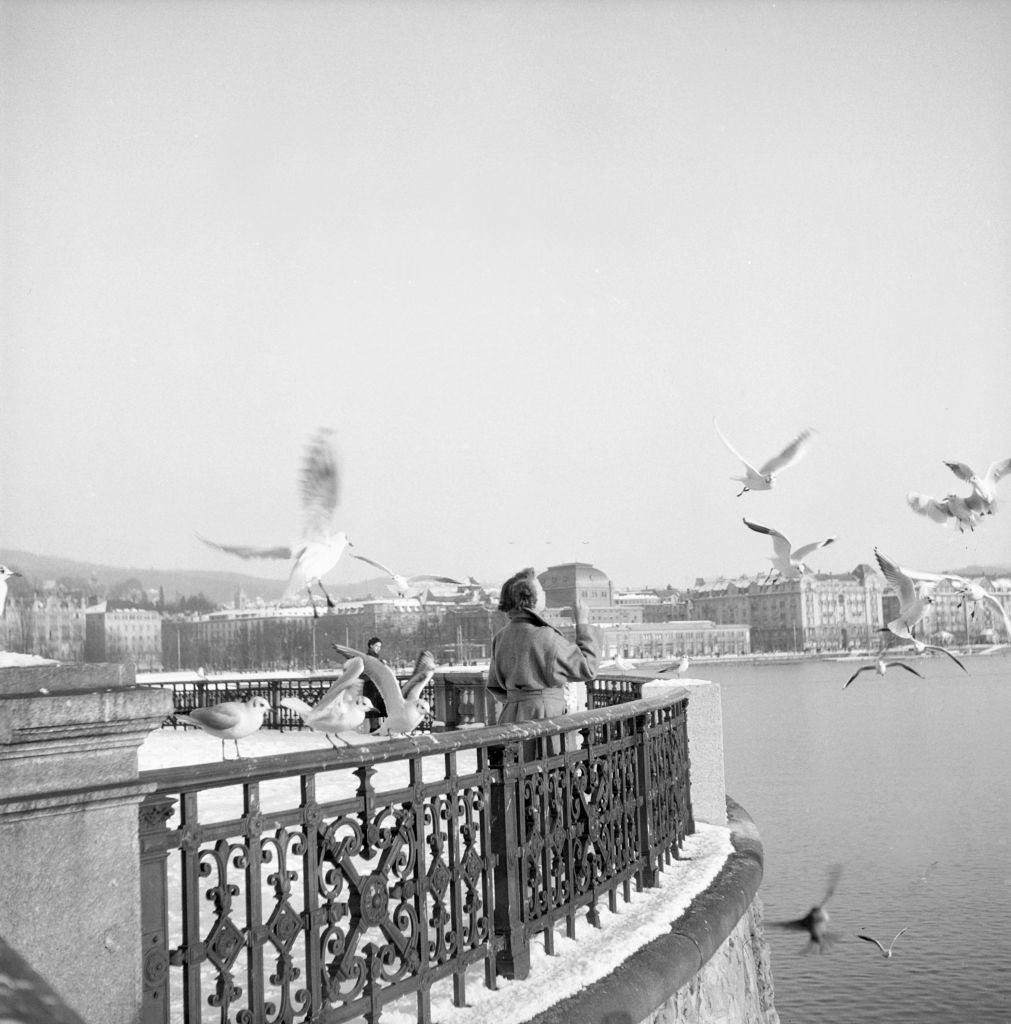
top-left (0, 663), bottom-right (173, 1024)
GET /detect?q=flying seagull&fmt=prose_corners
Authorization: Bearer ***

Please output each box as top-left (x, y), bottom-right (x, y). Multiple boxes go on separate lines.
top-left (714, 419), bottom-right (816, 496)
top-left (176, 696), bottom-right (271, 759)
top-left (944, 457), bottom-right (1011, 515)
top-left (906, 491), bottom-right (983, 533)
top-left (333, 643), bottom-right (436, 735)
top-left (743, 519), bottom-right (836, 581)
top-left (896, 569), bottom-right (1011, 643)
top-left (351, 554), bottom-right (462, 598)
top-left (858, 928), bottom-right (908, 958)
top-left (0, 565), bottom-right (22, 617)
top-left (843, 656), bottom-right (924, 689)
top-left (198, 428), bottom-right (352, 616)
top-left (279, 657), bottom-right (375, 746)
top-left (874, 550), bottom-right (968, 672)
top-left (769, 864), bottom-right (844, 953)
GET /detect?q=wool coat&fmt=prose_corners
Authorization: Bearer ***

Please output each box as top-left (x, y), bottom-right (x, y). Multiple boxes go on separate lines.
top-left (487, 608), bottom-right (601, 724)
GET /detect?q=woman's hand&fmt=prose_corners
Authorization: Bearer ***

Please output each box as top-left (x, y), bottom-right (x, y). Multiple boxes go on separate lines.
top-left (574, 598), bottom-right (590, 625)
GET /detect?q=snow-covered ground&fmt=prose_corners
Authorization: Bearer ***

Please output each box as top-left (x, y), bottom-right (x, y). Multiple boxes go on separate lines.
top-left (138, 729), bottom-right (732, 1024)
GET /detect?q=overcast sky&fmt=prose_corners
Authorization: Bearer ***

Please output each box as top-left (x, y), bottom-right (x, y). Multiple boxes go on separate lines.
top-left (3, 0), bottom-right (1009, 590)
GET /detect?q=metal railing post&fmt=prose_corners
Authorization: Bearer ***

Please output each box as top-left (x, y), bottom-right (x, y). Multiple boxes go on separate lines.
top-left (139, 793), bottom-right (176, 1024)
top-left (488, 742), bottom-right (530, 979)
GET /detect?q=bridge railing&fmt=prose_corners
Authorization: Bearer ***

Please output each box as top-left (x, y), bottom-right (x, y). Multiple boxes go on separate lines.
top-left (138, 689), bottom-right (692, 1024)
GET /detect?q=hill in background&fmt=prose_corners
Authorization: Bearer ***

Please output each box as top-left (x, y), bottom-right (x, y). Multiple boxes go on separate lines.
top-left (0, 549), bottom-right (390, 606)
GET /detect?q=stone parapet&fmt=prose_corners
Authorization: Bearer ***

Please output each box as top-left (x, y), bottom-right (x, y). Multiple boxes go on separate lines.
top-left (0, 663), bottom-right (173, 1024)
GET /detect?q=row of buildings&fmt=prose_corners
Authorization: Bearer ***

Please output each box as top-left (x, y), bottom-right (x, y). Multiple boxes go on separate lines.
top-left (3, 562), bottom-right (1009, 669)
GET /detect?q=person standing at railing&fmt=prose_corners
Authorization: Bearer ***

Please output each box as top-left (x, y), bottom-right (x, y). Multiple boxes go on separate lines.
top-left (488, 567), bottom-right (600, 754)
top-left (362, 636), bottom-right (388, 733)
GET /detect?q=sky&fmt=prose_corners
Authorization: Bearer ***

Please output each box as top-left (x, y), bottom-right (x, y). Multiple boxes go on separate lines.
top-left (3, 0), bottom-right (1010, 591)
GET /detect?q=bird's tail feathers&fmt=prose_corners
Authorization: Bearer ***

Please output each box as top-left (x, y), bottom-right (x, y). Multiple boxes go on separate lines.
top-left (280, 697), bottom-right (313, 718)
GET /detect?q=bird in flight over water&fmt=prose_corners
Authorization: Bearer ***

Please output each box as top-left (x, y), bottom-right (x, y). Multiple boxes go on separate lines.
top-left (858, 927), bottom-right (908, 958)
top-left (351, 553), bottom-right (462, 598)
top-left (769, 864), bottom-right (844, 953)
top-left (198, 428), bottom-right (352, 616)
top-left (943, 457), bottom-right (1011, 516)
top-left (713, 419), bottom-right (816, 496)
top-left (843, 656), bottom-right (923, 689)
top-left (743, 518), bottom-right (836, 582)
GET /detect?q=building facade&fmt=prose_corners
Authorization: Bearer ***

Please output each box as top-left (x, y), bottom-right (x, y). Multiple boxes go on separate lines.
top-left (85, 602), bottom-right (163, 668)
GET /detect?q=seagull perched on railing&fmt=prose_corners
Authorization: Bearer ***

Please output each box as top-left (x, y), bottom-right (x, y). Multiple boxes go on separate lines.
top-left (769, 864), bottom-right (844, 953)
top-left (743, 519), bottom-right (836, 581)
top-left (657, 655), bottom-right (690, 677)
top-left (843, 656), bottom-right (923, 689)
top-left (176, 696), bottom-right (271, 759)
top-left (332, 643), bottom-right (436, 735)
top-left (351, 554), bottom-right (462, 598)
top-left (858, 927), bottom-right (908, 958)
top-left (943, 457), bottom-right (1011, 516)
top-left (280, 657), bottom-right (375, 746)
top-left (714, 419), bottom-right (816, 496)
top-left (198, 429), bottom-right (351, 617)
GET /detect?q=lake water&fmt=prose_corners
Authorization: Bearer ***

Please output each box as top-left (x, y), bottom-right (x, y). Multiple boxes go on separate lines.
top-left (692, 651), bottom-right (1011, 1024)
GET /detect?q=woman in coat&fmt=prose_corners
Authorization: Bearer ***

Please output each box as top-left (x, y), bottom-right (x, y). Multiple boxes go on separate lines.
top-left (487, 567), bottom-right (600, 741)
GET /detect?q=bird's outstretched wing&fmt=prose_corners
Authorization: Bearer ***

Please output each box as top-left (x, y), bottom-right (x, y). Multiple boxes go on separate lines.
top-left (985, 457), bottom-right (1011, 487)
top-left (758, 428), bottom-right (815, 475)
top-left (887, 661), bottom-right (924, 679)
top-left (358, 654), bottom-right (404, 714)
top-left (942, 460), bottom-right (976, 484)
top-left (874, 549), bottom-right (917, 606)
top-left (713, 420), bottom-right (760, 475)
top-left (403, 650), bottom-right (437, 701)
top-left (920, 643), bottom-right (967, 674)
top-left (301, 428), bottom-right (339, 541)
top-left (742, 519), bottom-right (792, 562)
top-left (353, 553), bottom-right (397, 577)
top-left (197, 535), bottom-right (293, 560)
top-left (792, 536), bottom-right (836, 562)
top-left (843, 665), bottom-right (873, 689)
top-left (315, 657), bottom-right (366, 712)
top-left (820, 864), bottom-right (843, 906)
top-left (407, 574), bottom-right (464, 585)
top-left (980, 592), bottom-right (1011, 639)
top-left (907, 492), bottom-right (951, 524)
top-left (857, 934), bottom-right (887, 953)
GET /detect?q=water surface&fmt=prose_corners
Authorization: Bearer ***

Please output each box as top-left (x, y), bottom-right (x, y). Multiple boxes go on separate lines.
top-left (699, 652), bottom-right (1011, 1024)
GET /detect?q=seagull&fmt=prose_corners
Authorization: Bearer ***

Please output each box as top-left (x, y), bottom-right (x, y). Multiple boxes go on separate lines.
top-left (176, 696), bottom-right (271, 759)
top-left (598, 654), bottom-right (636, 672)
top-left (351, 554), bottom-right (462, 598)
top-left (843, 656), bottom-right (924, 689)
top-left (944, 457), bottom-right (1011, 515)
top-left (895, 568), bottom-right (1011, 641)
top-left (906, 491), bottom-right (983, 533)
top-left (657, 654), bottom-right (691, 677)
top-left (743, 519), bottom-right (836, 581)
top-left (198, 428), bottom-right (351, 617)
top-left (279, 657), bottom-right (376, 746)
top-left (333, 643), bottom-right (435, 735)
top-left (0, 565), bottom-right (22, 617)
top-left (769, 864), bottom-right (844, 953)
top-left (873, 550), bottom-right (968, 673)
top-left (714, 419), bottom-right (816, 496)
top-left (858, 927), bottom-right (908, 958)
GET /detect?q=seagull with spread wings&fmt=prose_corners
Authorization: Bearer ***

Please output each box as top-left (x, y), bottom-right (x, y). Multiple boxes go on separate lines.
top-left (874, 549), bottom-right (967, 673)
top-left (332, 643), bottom-right (436, 735)
top-left (176, 696), bottom-right (271, 759)
top-left (714, 419), bottom-right (816, 496)
top-left (944, 457), bottom-right (1011, 515)
top-left (351, 554), bottom-right (462, 598)
top-left (906, 491), bottom-right (983, 533)
top-left (198, 429), bottom-right (351, 617)
top-left (280, 657), bottom-right (375, 746)
top-left (843, 655), bottom-right (923, 689)
top-left (743, 518), bottom-right (836, 582)
top-left (768, 864), bottom-right (844, 953)
top-left (858, 927), bottom-right (908, 958)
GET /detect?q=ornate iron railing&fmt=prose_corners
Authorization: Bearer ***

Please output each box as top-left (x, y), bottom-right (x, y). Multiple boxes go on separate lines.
top-left (138, 690), bottom-right (692, 1024)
